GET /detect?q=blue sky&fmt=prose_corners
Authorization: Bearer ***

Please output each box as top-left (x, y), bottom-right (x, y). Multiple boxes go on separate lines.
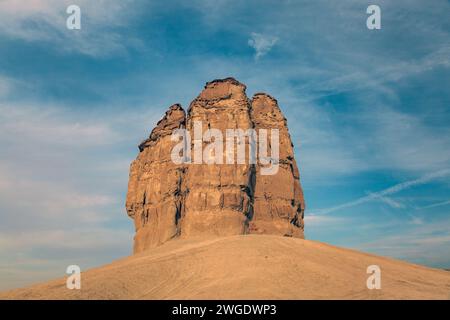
top-left (0, 0), bottom-right (449, 290)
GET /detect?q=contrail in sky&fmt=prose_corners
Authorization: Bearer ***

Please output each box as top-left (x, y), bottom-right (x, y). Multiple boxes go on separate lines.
top-left (312, 169), bottom-right (450, 215)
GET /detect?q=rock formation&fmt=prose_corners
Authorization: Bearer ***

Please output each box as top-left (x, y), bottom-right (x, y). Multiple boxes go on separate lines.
top-left (126, 78), bottom-right (305, 253)
top-left (249, 93), bottom-right (305, 237)
top-left (125, 104), bottom-right (185, 253)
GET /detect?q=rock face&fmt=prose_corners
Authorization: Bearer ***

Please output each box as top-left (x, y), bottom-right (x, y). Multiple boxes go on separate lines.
top-left (125, 104), bottom-right (185, 253)
top-left (249, 93), bottom-right (305, 237)
top-left (126, 78), bottom-right (305, 253)
top-left (180, 78), bottom-right (254, 239)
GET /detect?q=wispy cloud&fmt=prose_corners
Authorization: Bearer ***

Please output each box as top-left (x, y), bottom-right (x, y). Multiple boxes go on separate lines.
top-left (304, 214), bottom-right (345, 226)
top-left (356, 217), bottom-right (450, 267)
top-left (418, 199), bottom-right (450, 210)
top-left (248, 32), bottom-right (278, 60)
top-left (0, 76), bottom-right (12, 97)
top-left (375, 194), bottom-right (405, 209)
top-left (0, 228), bottom-right (131, 253)
top-left (0, 0), bottom-right (141, 57)
top-left (297, 45), bottom-right (450, 101)
top-left (312, 169), bottom-right (450, 215)
top-left (0, 98), bottom-right (150, 290)
top-left (0, 103), bottom-right (117, 147)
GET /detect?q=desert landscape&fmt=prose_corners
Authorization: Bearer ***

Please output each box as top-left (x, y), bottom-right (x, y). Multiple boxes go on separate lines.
top-left (1, 235), bottom-right (449, 299)
top-left (1, 78), bottom-right (449, 300)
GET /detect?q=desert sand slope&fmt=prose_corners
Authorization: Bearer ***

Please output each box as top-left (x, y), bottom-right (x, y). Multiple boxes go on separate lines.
top-left (1, 235), bottom-right (449, 299)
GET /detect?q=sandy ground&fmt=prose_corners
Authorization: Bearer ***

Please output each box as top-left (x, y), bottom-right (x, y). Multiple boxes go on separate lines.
top-left (1, 235), bottom-right (449, 299)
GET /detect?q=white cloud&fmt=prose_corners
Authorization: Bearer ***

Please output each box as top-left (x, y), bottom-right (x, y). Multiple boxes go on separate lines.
top-left (368, 108), bottom-right (450, 173)
top-left (0, 0), bottom-right (140, 57)
top-left (0, 164), bottom-right (117, 226)
top-left (409, 216), bottom-right (424, 225)
top-left (304, 214), bottom-right (345, 226)
top-left (248, 32), bottom-right (278, 60)
top-left (0, 103), bottom-right (118, 147)
top-left (0, 228), bottom-right (131, 252)
top-left (0, 99), bottom-right (147, 290)
top-left (299, 45), bottom-right (450, 102)
top-left (292, 96), bottom-right (450, 183)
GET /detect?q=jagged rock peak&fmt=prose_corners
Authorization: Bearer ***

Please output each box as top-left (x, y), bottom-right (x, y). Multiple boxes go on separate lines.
top-left (205, 77), bottom-right (247, 88)
top-left (253, 92), bottom-right (278, 101)
top-left (251, 93), bottom-right (287, 124)
top-left (197, 77), bottom-right (247, 102)
top-left (139, 104), bottom-right (185, 152)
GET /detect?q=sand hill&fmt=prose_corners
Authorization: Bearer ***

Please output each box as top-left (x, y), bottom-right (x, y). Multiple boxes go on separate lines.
top-left (1, 235), bottom-right (449, 299)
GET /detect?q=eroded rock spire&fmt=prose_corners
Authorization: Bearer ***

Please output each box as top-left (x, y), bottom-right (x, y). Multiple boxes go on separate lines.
top-left (126, 78), bottom-right (305, 253)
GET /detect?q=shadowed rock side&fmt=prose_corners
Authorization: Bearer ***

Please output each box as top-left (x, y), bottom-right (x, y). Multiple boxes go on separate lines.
top-left (126, 78), bottom-right (305, 253)
top-left (126, 104), bottom-right (186, 253)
